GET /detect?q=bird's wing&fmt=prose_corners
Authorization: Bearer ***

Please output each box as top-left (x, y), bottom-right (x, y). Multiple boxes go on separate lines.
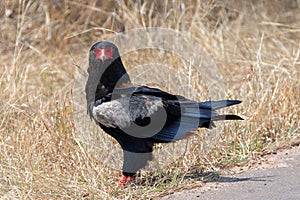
top-left (92, 86), bottom-right (242, 141)
top-left (99, 86), bottom-right (197, 134)
top-left (110, 86), bottom-right (199, 141)
top-left (92, 89), bottom-right (164, 130)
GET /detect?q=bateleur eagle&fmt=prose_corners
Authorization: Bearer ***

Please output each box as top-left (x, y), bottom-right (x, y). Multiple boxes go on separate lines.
top-left (85, 41), bottom-right (243, 186)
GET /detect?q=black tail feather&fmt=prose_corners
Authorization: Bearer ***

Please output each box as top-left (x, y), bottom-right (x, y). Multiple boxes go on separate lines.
top-left (198, 101), bottom-right (243, 129)
top-left (199, 100), bottom-right (242, 110)
top-left (213, 114), bottom-right (244, 121)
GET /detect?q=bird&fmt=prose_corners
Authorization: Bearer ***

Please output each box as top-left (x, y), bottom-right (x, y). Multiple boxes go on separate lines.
top-left (85, 41), bottom-right (243, 186)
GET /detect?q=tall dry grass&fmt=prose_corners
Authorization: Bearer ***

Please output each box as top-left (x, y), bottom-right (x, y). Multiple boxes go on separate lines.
top-left (0, 0), bottom-right (299, 199)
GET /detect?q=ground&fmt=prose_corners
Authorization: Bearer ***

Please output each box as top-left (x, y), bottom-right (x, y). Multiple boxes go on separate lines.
top-left (161, 146), bottom-right (300, 199)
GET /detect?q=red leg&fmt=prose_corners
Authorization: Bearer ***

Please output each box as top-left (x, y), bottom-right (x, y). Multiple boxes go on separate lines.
top-left (118, 175), bottom-right (134, 187)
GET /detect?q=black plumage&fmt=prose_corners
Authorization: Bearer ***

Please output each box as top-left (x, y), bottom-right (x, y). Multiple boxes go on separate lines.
top-left (85, 41), bottom-right (243, 184)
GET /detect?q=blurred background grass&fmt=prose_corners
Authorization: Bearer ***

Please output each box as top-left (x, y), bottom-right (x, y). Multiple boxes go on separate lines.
top-left (0, 0), bottom-right (299, 198)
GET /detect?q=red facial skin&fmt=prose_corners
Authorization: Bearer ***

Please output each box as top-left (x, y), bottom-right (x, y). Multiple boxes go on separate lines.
top-left (94, 47), bottom-right (113, 61)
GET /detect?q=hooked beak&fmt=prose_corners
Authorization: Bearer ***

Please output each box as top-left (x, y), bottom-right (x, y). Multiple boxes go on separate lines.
top-left (101, 55), bottom-right (105, 62)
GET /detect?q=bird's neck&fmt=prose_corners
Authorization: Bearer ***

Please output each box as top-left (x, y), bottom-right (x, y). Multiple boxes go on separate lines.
top-left (95, 58), bottom-right (131, 101)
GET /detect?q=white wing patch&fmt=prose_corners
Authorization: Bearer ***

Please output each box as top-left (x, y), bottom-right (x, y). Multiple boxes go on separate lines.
top-left (92, 95), bottom-right (163, 128)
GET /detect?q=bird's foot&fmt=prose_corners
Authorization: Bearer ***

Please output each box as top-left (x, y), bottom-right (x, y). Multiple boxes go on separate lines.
top-left (118, 175), bottom-right (135, 187)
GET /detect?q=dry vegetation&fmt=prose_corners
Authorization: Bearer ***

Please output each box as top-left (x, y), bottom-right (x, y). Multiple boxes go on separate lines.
top-left (1, 0), bottom-right (299, 199)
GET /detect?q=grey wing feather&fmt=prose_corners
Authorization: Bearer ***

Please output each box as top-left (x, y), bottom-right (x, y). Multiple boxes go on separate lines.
top-left (92, 100), bottom-right (131, 128)
top-left (92, 95), bottom-right (163, 129)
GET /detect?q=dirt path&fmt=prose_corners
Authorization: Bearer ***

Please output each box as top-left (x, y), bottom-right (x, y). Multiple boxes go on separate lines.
top-left (161, 146), bottom-right (300, 200)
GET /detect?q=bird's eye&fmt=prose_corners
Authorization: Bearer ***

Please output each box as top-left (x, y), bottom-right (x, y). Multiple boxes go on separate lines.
top-left (93, 48), bottom-right (101, 55)
top-left (104, 47), bottom-right (113, 58)
top-left (93, 48), bottom-right (102, 59)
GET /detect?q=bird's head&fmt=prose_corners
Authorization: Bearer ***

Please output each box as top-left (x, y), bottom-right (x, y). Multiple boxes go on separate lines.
top-left (86, 41), bottom-right (131, 106)
top-left (90, 41), bottom-right (120, 62)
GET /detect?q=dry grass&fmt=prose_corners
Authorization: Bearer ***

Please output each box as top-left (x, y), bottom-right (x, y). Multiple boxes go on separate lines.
top-left (1, 0), bottom-right (299, 199)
